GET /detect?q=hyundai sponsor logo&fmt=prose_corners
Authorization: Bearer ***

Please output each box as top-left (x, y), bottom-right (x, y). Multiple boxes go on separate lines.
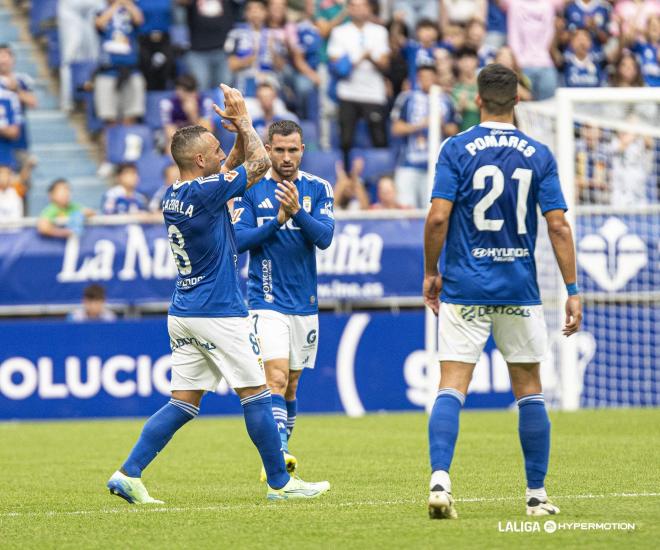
top-left (471, 247), bottom-right (530, 262)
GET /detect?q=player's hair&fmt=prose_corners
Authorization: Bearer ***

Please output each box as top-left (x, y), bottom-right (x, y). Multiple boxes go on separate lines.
top-left (268, 120), bottom-right (303, 143)
top-left (174, 74), bottom-right (198, 92)
top-left (116, 162), bottom-right (137, 176)
top-left (477, 63), bottom-right (518, 116)
top-left (48, 178), bottom-right (69, 193)
top-left (83, 284), bottom-right (106, 301)
top-left (171, 125), bottom-right (212, 169)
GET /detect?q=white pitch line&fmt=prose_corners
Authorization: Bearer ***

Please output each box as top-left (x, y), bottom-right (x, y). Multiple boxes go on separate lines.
top-left (0, 493), bottom-right (658, 519)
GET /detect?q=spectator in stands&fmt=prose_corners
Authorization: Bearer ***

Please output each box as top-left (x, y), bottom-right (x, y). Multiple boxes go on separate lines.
top-left (0, 165), bottom-right (23, 222)
top-left (69, 284), bottom-right (117, 322)
top-left (554, 29), bottom-right (607, 88)
top-left (386, 18), bottom-right (410, 100)
top-left (328, 0), bottom-right (390, 167)
top-left (0, 44), bottom-right (37, 168)
top-left (609, 50), bottom-right (658, 120)
top-left (370, 174), bottom-right (407, 210)
top-left (452, 48), bottom-right (480, 131)
top-left (334, 157), bottom-right (370, 210)
top-left (311, 0), bottom-right (348, 53)
top-left (628, 15), bottom-right (660, 87)
top-left (464, 18), bottom-right (497, 67)
top-left (272, 0), bottom-right (322, 119)
top-left (564, 0), bottom-right (611, 51)
top-left (391, 0), bottom-right (440, 32)
top-left (493, 46), bottom-right (533, 101)
top-left (57, 0), bottom-right (103, 112)
top-left (391, 65), bottom-right (458, 208)
top-left (37, 179), bottom-right (94, 239)
top-left (485, 0), bottom-right (507, 48)
top-left (181, 0), bottom-right (241, 91)
top-left (400, 19), bottom-right (449, 90)
top-left (0, 87), bottom-right (21, 171)
top-left (149, 163), bottom-right (179, 212)
top-left (252, 81), bottom-right (298, 142)
top-left (441, 0), bottom-right (487, 28)
top-left (225, 0), bottom-right (287, 97)
top-left (160, 74), bottom-right (214, 153)
top-left (575, 124), bottom-right (608, 204)
top-left (507, 0), bottom-right (561, 100)
top-left (614, 0), bottom-right (660, 40)
top-left (94, 0), bottom-right (146, 125)
top-left (102, 163), bottom-right (149, 214)
top-left (138, 0), bottom-right (176, 90)
top-left (611, 49), bottom-right (645, 87)
top-left (609, 130), bottom-right (655, 206)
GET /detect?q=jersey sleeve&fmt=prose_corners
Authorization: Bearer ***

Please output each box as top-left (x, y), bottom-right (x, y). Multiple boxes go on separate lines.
top-left (537, 152), bottom-right (568, 213)
top-left (233, 191), bottom-right (282, 253)
top-left (430, 139), bottom-right (460, 202)
top-left (199, 165), bottom-right (249, 213)
top-left (291, 179), bottom-right (335, 250)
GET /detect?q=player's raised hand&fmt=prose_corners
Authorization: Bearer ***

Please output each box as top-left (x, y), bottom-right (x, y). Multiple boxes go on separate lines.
top-left (563, 295), bottom-right (582, 337)
top-left (213, 84), bottom-right (249, 123)
top-left (423, 273), bottom-right (442, 316)
top-left (275, 180), bottom-right (300, 216)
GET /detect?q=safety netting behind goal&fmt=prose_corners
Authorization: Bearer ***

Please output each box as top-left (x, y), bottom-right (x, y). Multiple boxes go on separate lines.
top-left (517, 91), bottom-right (660, 409)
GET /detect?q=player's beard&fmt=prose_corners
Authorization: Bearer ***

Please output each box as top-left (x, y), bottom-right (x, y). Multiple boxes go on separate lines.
top-left (274, 160), bottom-right (298, 180)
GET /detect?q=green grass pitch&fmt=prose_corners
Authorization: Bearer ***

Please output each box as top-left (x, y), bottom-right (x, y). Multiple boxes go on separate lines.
top-left (1, 408), bottom-right (659, 549)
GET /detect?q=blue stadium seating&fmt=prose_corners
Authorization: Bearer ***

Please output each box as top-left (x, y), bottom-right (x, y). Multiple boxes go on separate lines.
top-left (300, 149), bottom-right (341, 183)
top-left (137, 150), bottom-right (172, 198)
top-left (29, 0), bottom-right (56, 37)
top-left (83, 91), bottom-right (104, 134)
top-left (106, 124), bottom-right (155, 165)
top-left (71, 61), bottom-right (98, 103)
top-left (349, 148), bottom-right (397, 186)
top-left (145, 91), bottom-right (171, 129)
top-left (299, 120), bottom-right (319, 151)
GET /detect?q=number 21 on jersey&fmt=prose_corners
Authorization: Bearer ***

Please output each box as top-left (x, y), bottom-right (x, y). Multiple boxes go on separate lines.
top-left (473, 165), bottom-right (532, 235)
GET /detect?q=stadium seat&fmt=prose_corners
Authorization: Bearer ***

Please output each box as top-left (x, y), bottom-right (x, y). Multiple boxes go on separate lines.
top-left (145, 91), bottom-right (171, 129)
top-left (299, 120), bottom-right (319, 151)
top-left (71, 61), bottom-right (98, 103)
top-left (83, 91), bottom-right (104, 134)
top-left (170, 24), bottom-right (190, 49)
top-left (30, 0), bottom-right (57, 37)
top-left (349, 148), bottom-right (397, 186)
top-left (330, 119), bottom-right (381, 150)
top-left (106, 124), bottom-right (155, 165)
top-left (137, 151), bottom-right (173, 198)
top-left (45, 27), bottom-right (60, 69)
top-left (300, 149), bottom-right (341, 183)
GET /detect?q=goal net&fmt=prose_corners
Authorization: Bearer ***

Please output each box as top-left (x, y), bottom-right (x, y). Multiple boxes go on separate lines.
top-left (517, 88), bottom-right (660, 410)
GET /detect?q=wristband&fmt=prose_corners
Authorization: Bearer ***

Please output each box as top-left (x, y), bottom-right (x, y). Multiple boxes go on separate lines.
top-left (566, 282), bottom-right (579, 296)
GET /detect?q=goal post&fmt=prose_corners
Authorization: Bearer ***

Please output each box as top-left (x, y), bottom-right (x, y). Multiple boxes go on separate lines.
top-left (517, 87), bottom-right (660, 410)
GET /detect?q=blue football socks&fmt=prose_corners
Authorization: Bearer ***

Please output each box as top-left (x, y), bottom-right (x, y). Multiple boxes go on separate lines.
top-left (286, 399), bottom-right (297, 441)
top-left (517, 393), bottom-right (550, 490)
top-left (271, 393), bottom-right (290, 452)
top-left (241, 389), bottom-right (289, 489)
top-left (122, 398), bottom-right (199, 478)
top-left (429, 388), bottom-right (465, 473)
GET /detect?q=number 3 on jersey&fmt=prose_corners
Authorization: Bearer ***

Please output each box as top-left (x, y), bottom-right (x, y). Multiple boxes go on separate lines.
top-left (473, 165), bottom-right (532, 235)
top-left (168, 224), bottom-right (192, 276)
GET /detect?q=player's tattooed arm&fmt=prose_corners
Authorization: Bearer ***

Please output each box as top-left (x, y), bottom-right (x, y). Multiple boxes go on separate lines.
top-left (235, 117), bottom-right (271, 187)
top-left (221, 129), bottom-right (244, 172)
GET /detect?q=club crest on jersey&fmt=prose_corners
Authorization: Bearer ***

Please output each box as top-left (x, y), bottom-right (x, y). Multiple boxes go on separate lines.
top-left (303, 196), bottom-right (312, 212)
top-left (224, 170), bottom-right (239, 182)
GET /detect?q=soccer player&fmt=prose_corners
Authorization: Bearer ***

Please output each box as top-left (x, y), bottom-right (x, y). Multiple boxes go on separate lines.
top-left (423, 64), bottom-right (582, 519)
top-left (233, 120), bottom-right (334, 480)
top-left (106, 85), bottom-right (330, 504)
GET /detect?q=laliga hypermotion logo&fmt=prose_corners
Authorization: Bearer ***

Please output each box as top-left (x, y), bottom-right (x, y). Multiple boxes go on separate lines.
top-left (578, 217), bottom-right (647, 291)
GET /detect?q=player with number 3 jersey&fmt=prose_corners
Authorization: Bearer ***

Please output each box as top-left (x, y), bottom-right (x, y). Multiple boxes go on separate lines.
top-left (423, 64), bottom-right (582, 520)
top-left (106, 85), bottom-right (330, 504)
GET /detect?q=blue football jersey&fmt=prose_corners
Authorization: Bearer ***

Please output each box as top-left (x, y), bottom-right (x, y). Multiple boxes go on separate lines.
top-left (431, 122), bottom-right (567, 305)
top-left (162, 166), bottom-right (249, 318)
top-left (233, 170), bottom-right (335, 315)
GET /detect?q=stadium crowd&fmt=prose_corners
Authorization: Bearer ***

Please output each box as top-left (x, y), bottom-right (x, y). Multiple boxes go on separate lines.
top-left (1, 0), bottom-right (660, 225)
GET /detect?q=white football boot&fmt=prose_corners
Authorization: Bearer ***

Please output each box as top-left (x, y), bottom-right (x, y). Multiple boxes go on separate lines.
top-left (526, 487), bottom-right (560, 516)
top-left (267, 476), bottom-right (330, 500)
top-left (428, 470), bottom-right (458, 519)
top-left (107, 470), bottom-right (164, 504)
